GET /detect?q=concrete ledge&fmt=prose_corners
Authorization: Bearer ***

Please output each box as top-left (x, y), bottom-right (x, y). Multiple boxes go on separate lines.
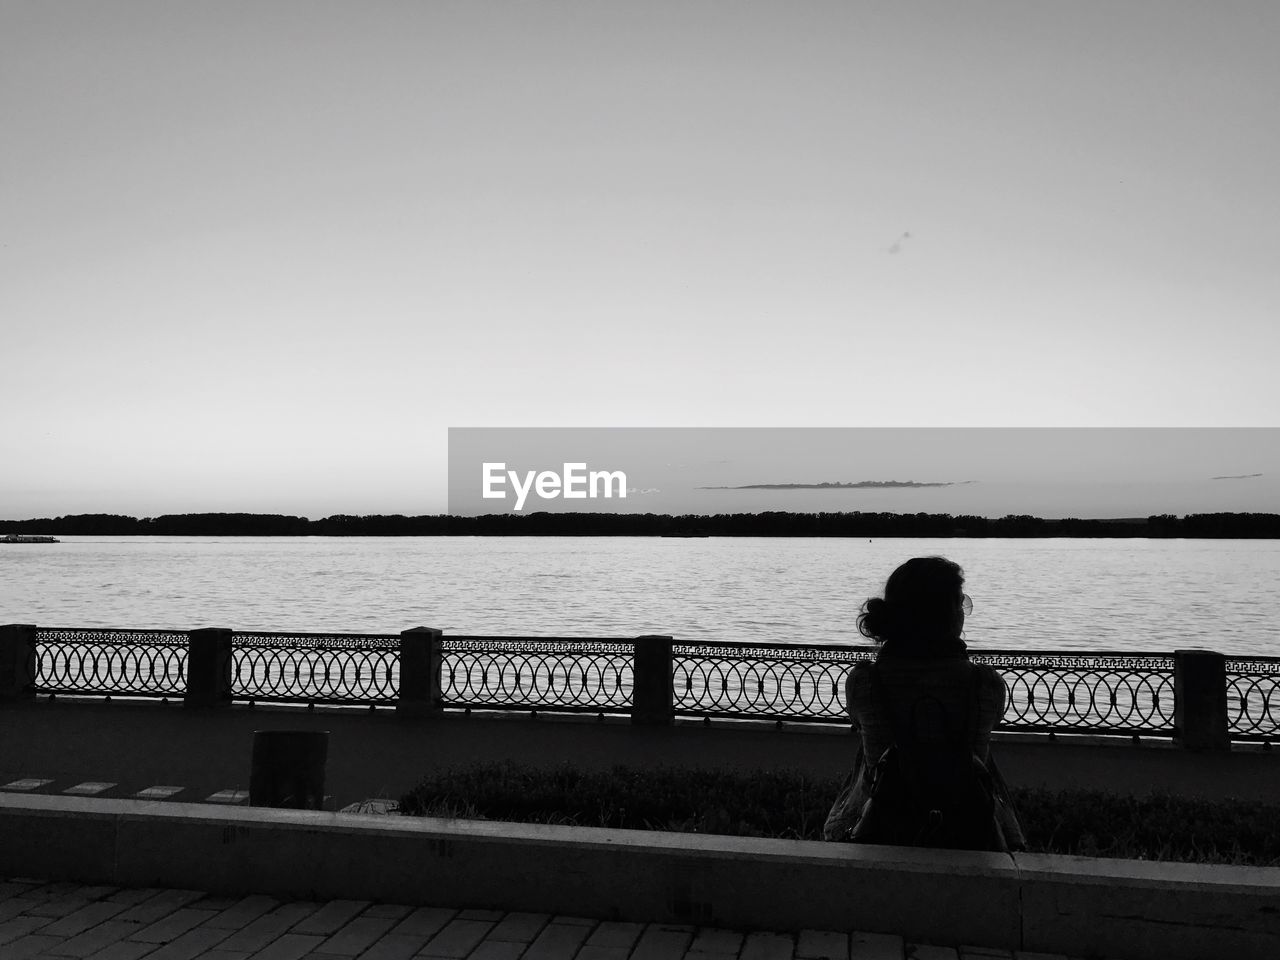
top-left (1015, 851), bottom-right (1280, 960)
top-left (0, 793), bottom-right (1020, 947)
top-left (3, 795), bottom-right (1278, 959)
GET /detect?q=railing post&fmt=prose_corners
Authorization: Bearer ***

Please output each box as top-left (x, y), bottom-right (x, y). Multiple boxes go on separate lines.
top-left (632, 635), bottom-right (674, 725)
top-left (399, 627), bottom-right (443, 717)
top-left (185, 628), bottom-right (233, 709)
top-left (1173, 649), bottom-right (1229, 751)
top-left (0, 624), bottom-right (37, 702)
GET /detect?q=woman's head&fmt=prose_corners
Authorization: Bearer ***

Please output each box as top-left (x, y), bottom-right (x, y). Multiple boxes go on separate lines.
top-left (857, 556), bottom-right (968, 649)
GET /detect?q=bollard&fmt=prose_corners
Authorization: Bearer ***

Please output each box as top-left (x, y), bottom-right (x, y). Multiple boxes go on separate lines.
top-left (249, 730), bottom-right (330, 809)
top-left (185, 628), bottom-right (233, 709)
top-left (1173, 649), bottom-right (1230, 752)
top-left (632, 635), bottom-right (674, 725)
top-left (398, 627), bottom-right (443, 717)
top-left (0, 624), bottom-right (37, 701)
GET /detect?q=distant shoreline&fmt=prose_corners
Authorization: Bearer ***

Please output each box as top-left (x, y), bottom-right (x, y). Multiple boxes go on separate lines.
top-left (2, 511), bottom-right (1279, 538)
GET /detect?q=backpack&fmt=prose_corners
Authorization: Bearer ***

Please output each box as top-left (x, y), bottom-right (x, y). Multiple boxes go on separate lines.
top-left (848, 663), bottom-right (1006, 852)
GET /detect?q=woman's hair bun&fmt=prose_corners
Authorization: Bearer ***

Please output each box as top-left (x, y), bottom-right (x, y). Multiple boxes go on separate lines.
top-left (857, 596), bottom-right (891, 641)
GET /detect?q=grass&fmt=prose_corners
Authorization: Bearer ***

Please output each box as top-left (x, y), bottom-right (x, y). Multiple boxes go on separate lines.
top-left (398, 761), bottom-right (1280, 866)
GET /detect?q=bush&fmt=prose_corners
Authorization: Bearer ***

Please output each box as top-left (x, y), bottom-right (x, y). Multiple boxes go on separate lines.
top-left (399, 761), bottom-right (1280, 866)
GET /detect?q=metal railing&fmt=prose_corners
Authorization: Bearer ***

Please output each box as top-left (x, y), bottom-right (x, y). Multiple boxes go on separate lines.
top-left (974, 651), bottom-right (1176, 736)
top-left (31, 627), bottom-right (188, 699)
top-left (4, 625), bottom-right (1275, 745)
top-left (441, 636), bottom-right (633, 713)
top-left (231, 631), bottom-right (400, 705)
top-left (673, 642), bottom-right (868, 722)
top-left (1226, 657), bottom-right (1280, 741)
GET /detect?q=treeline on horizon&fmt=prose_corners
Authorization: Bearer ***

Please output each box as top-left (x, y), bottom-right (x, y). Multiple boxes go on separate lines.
top-left (3, 511), bottom-right (1280, 538)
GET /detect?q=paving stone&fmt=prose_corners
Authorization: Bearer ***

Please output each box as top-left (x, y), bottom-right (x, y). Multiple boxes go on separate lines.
top-left (22, 896), bottom-right (93, 918)
top-left (106, 888), bottom-right (162, 906)
top-left (905, 946), bottom-right (959, 960)
top-left (420, 918), bottom-right (498, 958)
top-left (352, 932), bottom-right (431, 960)
top-left (205, 789), bottom-right (250, 804)
top-left (576, 946), bottom-right (630, 960)
top-left (849, 932), bottom-right (904, 960)
top-left (131, 907), bottom-right (219, 943)
top-left (363, 903), bottom-right (414, 920)
top-left (219, 902), bottom-right (325, 952)
top-left (0, 914), bottom-right (55, 945)
top-left (2, 778), bottom-right (54, 791)
top-left (246, 932), bottom-right (327, 960)
top-left (684, 952), bottom-right (738, 960)
top-left (138, 925), bottom-right (236, 960)
top-left (134, 785), bottom-right (185, 800)
top-left (960, 949), bottom-right (1013, 959)
top-left (631, 925), bottom-right (695, 960)
top-left (469, 940), bottom-right (530, 960)
top-left (0, 898), bottom-right (32, 922)
top-left (64, 782), bottom-right (117, 796)
top-left (797, 930), bottom-right (848, 960)
top-left (1013, 953), bottom-right (1069, 960)
top-left (199, 951), bottom-right (253, 960)
top-left (488, 912), bottom-right (550, 943)
top-left (290, 900), bottom-right (368, 936)
top-left (521, 921), bottom-right (594, 960)
top-left (689, 930), bottom-right (743, 955)
top-left (316, 915), bottom-right (399, 955)
top-left (586, 921), bottom-right (644, 950)
top-left (742, 932), bottom-right (794, 960)
top-left (72, 885), bottom-right (121, 901)
top-left (47, 918), bottom-right (145, 957)
top-left (459, 909), bottom-right (506, 921)
top-left (201, 895), bottom-right (281, 930)
top-left (388, 906), bottom-right (456, 939)
top-left (0, 881), bottom-right (38, 901)
top-left (189, 895), bottom-right (244, 912)
top-left (2, 932), bottom-right (63, 959)
top-left (116, 889), bottom-right (206, 924)
top-left (41, 900), bottom-right (129, 937)
top-left (15, 881), bottom-right (81, 901)
top-left (81, 940), bottom-right (157, 960)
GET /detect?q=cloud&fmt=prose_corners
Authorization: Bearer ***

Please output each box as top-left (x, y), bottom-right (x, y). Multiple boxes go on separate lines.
top-left (888, 231), bottom-right (912, 254)
top-left (699, 479), bottom-right (974, 490)
top-left (1210, 473), bottom-right (1263, 480)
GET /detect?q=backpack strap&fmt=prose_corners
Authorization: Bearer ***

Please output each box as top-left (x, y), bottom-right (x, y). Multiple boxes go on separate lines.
top-left (963, 661), bottom-right (983, 751)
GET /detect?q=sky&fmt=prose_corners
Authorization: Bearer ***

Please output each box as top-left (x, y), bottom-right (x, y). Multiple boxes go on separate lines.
top-left (3, 1), bottom-right (1278, 518)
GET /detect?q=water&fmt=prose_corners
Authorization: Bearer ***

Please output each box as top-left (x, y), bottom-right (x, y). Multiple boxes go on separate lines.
top-left (2, 536), bottom-right (1277, 658)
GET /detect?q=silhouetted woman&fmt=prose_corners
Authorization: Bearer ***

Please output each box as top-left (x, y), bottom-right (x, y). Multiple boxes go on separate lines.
top-left (823, 556), bottom-right (1024, 849)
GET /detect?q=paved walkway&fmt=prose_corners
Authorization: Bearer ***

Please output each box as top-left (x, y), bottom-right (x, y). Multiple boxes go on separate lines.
top-left (0, 878), bottom-right (1099, 960)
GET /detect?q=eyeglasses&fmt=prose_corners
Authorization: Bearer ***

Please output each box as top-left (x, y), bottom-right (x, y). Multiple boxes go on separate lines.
top-left (960, 594), bottom-right (972, 616)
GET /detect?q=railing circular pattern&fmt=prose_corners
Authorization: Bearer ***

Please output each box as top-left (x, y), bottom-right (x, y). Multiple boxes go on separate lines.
top-left (231, 632), bottom-right (400, 703)
top-left (972, 653), bottom-right (1176, 734)
top-left (441, 638), bottom-right (633, 711)
top-left (34, 628), bottom-right (188, 697)
top-left (673, 643), bottom-right (870, 720)
top-left (1226, 658), bottom-right (1280, 740)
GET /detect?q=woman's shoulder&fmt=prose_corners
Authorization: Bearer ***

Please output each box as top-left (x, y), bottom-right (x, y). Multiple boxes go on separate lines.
top-left (845, 660), bottom-right (877, 700)
top-left (970, 661), bottom-right (1006, 689)
top-left (970, 661), bottom-right (1008, 714)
